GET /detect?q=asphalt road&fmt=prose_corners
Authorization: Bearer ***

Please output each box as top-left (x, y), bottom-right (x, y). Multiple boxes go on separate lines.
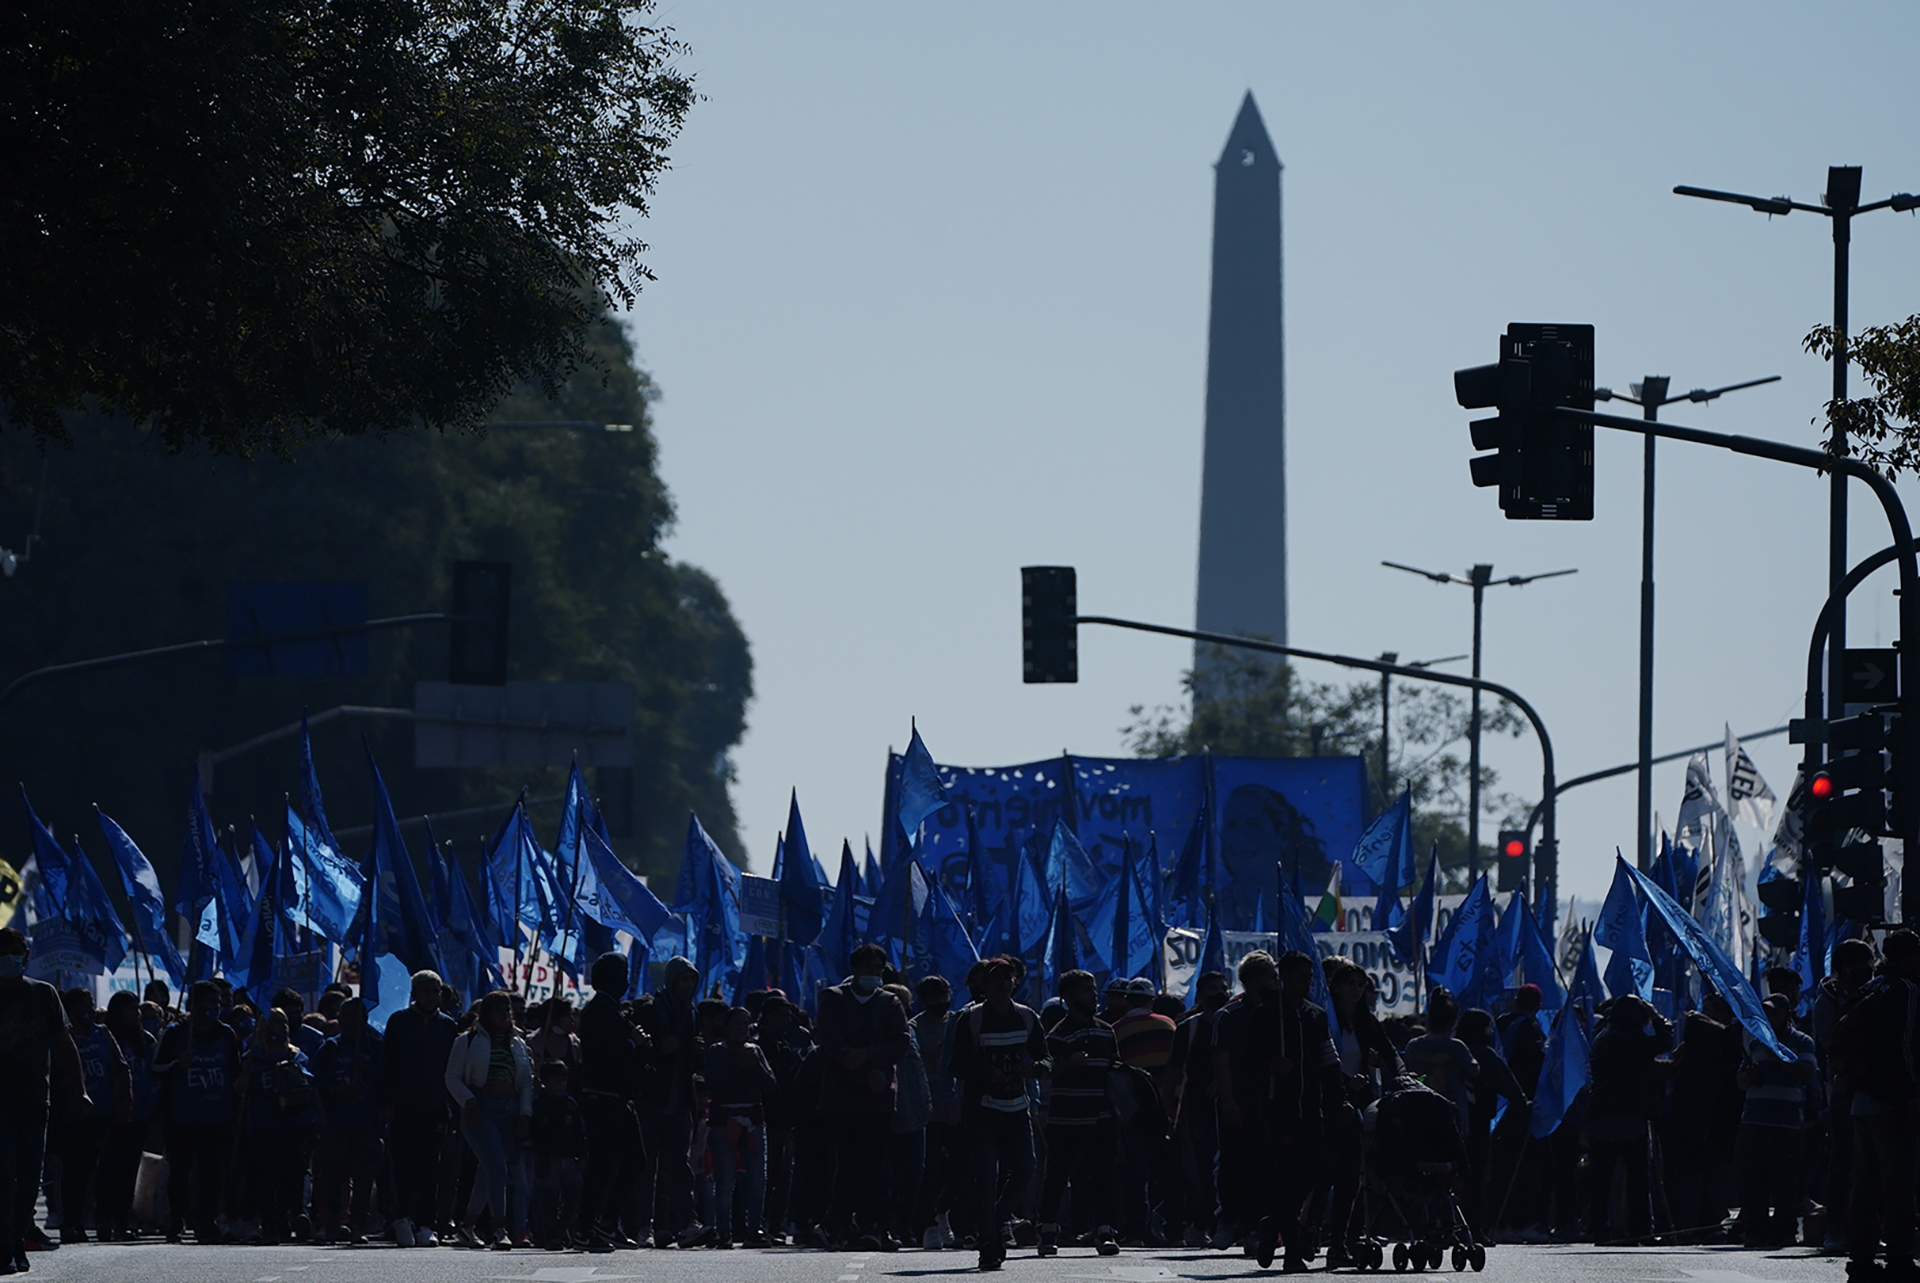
top-left (11, 1239), bottom-right (1853, 1283)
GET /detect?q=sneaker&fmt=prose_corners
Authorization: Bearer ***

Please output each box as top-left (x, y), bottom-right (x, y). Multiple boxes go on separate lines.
top-left (1182, 1225), bottom-right (1208, 1248)
top-left (923, 1227), bottom-right (943, 1250)
top-left (1037, 1224), bottom-right (1058, 1258)
top-left (1095, 1226), bottom-right (1120, 1257)
top-left (22, 1231), bottom-right (56, 1254)
top-left (935, 1212), bottom-right (957, 1249)
top-left (56, 1229), bottom-right (87, 1247)
top-left (393, 1217), bottom-right (416, 1247)
top-left (743, 1230), bottom-right (770, 1248)
top-left (415, 1227), bottom-right (439, 1248)
top-left (712, 1237), bottom-right (734, 1250)
top-left (978, 1241), bottom-right (1004, 1271)
top-left (1210, 1224), bottom-right (1235, 1251)
top-left (586, 1236), bottom-right (615, 1255)
top-left (857, 1234), bottom-right (882, 1252)
top-left (512, 1233), bottom-right (532, 1249)
top-left (1254, 1220), bottom-right (1279, 1270)
top-left (488, 1232), bottom-right (512, 1251)
top-left (454, 1224), bottom-right (483, 1249)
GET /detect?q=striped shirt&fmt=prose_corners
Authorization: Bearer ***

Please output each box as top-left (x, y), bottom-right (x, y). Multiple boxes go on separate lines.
top-left (950, 1002), bottom-right (1050, 1114)
top-left (1740, 1026), bottom-right (1817, 1129)
top-left (1112, 1009), bottom-right (1176, 1070)
top-left (1046, 1016), bottom-right (1116, 1128)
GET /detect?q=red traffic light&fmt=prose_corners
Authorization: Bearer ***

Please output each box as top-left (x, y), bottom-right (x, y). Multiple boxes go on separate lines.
top-left (1810, 772), bottom-right (1836, 800)
top-left (1502, 838), bottom-right (1526, 858)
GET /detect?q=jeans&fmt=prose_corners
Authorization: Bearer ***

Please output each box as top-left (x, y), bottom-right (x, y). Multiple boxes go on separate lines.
top-left (313, 1125), bottom-right (384, 1231)
top-left (462, 1097), bottom-right (526, 1234)
top-left (246, 1125), bottom-right (318, 1239)
top-left (55, 1114), bottom-right (109, 1233)
top-left (1039, 1121), bottom-right (1114, 1230)
top-left (1851, 1111), bottom-right (1916, 1265)
top-left (532, 1156), bottom-right (582, 1242)
top-left (639, 1106), bottom-right (695, 1238)
top-left (970, 1109), bottom-right (1035, 1244)
top-left (1586, 1120), bottom-right (1651, 1244)
top-left (164, 1122), bottom-right (231, 1236)
top-left (1734, 1122), bottom-right (1804, 1244)
top-left (578, 1096), bottom-right (642, 1239)
top-left (95, 1118), bottom-right (148, 1234)
top-left (388, 1109), bottom-right (448, 1229)
top-left (709, 1114), bottom-right (767, 1238)
top-left (0, 1102), bottom-right (49, 1262)
top-left (888, 1128), bottom-right (925, 1238)
top-left (828, 1112), bottom-right (892, 1238)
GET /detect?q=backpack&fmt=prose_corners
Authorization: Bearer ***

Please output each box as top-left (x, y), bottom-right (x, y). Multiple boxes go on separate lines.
top-left (271, 1057), bottom-right (317, 1114)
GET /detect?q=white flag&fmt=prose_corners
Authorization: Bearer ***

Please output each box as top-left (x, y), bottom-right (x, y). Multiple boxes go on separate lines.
top-left (1676, 752), bottom-right (1719, 854)
top-left (1725, 726), bottom-right (1778, 832)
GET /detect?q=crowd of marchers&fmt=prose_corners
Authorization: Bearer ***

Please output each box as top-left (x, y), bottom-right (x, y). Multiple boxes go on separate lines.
top-left (3, 923), bottom-right (1919, 1279)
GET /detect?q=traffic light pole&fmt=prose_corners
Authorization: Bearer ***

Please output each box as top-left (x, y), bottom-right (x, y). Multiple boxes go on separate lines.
top-left (1565, 406), bottom-right (1920, 920)
top-left (1071, 613), bottom-right (1563, 925)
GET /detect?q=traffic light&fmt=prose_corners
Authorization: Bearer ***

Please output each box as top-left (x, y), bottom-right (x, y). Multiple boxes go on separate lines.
top-left (449, 560), bottom-right (511, 686)
top-left (1495, 829), bottom-right (1528, 893)
top-left (1454, 323), bottom-right (1596, 520)
top-left (1756, 864), bottom-right (1803, 949)
top-left (1021, 566), bottom-right (1077, 684)
top-left (1807, 712), bottom-right (1891, 922)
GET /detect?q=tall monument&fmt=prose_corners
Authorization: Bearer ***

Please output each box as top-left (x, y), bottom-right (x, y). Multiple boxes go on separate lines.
top-left (1194, 93), bottom-right (1285, 680)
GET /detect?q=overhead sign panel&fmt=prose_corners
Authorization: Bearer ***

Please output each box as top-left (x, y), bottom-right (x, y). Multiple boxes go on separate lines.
top-left (225, 582), bottom-right (368, 676)
top-left (413, 681), bottom-right (633, 768)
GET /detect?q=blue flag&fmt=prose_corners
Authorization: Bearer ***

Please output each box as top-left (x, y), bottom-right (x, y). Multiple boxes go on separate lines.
top-left (1529, 1001), bottom-right (1591, 1138)
top-left (1625, 859), bottom-right (1794, 1062)
top-left (485, 799), bottom-right (559, 947)
top-left (174, 769), bottom-right (233, 975)
top-left (1166, 801), bottom-right (1211, 929)
top-left (1043, 882), bottom-right (1078, 994)
top-left (575, 826), bottom-right (673, 945)
top-left (362, 749), bottom-right (441, 975)
top-left (871, 850), bottom-right (930, 953)
top-left (96, 807), bottom-right (187, 987)
top-left (1794, 860), bottom-right (1827, 1017)
top-left (1087, 838), bottom-right (1158, 982)
top-left (285, 803), bottom-right (363, 944)
top-left (895, 725), bottom-right (950, 847)
top-left (1276, 881), bottom-right (1331, 1009)
top-left (1006, 840), bottom-right (1050, 961)
top-left (819, 841), bottom-right (865, 979)
top-left (1045, 821), bottom-right (1101, 909)
top-left (964, 806), bottom-right (992, 933)
top-left (65, 838), bottom-right (134, 979)
top-left (429, 830), bottom-right (504, 1003)
top-left (20, 793), bottom-right (129, 978)
top-left (1596, 855), bottom-right (1654, 1002)
top-left (681, 813), bottom-right (745, 997)
top-left (862, 842), bottom-right (882, 901)
top-left (1431, 874), bottom-right (1500, 1010)
top-left (1496, 891), bottom-right (1564, 1010)
top-left (923, 877), bottom-right (982, 992)
top-left (1386, 842), bottom-right (1439, 967)
top-left (21, 787), bottom-right (71, 917)
top-left (1196, 904), bottom-right (1226, 991)
top-left (1567, 928), bottom-right (1604, 1021)
top-left (779, 791), bottom-right (826, 946)
top-left (1347, 790), bottom-right (1413, 897)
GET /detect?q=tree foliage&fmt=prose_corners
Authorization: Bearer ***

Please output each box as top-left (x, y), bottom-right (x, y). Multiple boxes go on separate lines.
top-left (1, 0), bottom-right (692, 455)
top-left (1123, 647), bottom-right (1531, 881)
top-left (1807, 314), bottom-right (1920, 477)
top-left (0, 321), bottom-right (749, 885)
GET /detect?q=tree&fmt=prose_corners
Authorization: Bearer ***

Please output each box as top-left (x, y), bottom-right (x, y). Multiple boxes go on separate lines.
top-left (1123, 646), bottom-right (1530, 884)
top-left (1806, 315), bottom-right (1920, 478)
top-left (1, 0), bottom-right (692, 455)
top-left (0, 320), bottom-right (750, 885)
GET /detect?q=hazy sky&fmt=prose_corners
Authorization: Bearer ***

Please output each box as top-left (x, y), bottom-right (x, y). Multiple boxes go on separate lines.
top-left (625, 2), bottom-right (1920, 901)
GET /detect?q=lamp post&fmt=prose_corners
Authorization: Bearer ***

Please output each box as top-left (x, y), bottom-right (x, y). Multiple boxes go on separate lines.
top-left (1593, 374), bottom-right (1780, 871)
top-left (1376, 651), bottom-right (1467, 806)
top-left (1675, 169), bottom-right (1917, 718)
top-left (1381, 561), bottom-right (1576, 881)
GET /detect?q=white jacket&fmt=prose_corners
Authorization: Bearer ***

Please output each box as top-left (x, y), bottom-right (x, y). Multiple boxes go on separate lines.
top-left (443, 1028), bottom-right (534, 1114)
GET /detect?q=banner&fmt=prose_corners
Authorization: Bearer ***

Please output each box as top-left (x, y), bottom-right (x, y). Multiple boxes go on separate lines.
top-left (886, 752), bottom-right (1368, 933)
top-left (739, 874), bottom-right (784, 939)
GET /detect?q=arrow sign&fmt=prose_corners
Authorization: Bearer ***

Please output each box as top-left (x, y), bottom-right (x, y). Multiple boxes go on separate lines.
top-left (1842, 648), bottom-right (1900, 706)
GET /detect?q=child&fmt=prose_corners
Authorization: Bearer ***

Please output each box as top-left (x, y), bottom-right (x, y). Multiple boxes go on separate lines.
top-left (527, 1061), bottom-right (585, 1249)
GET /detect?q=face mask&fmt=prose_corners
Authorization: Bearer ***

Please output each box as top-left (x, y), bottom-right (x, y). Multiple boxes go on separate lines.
top-left (0, 955), bottom-right (25, 980)
top-left (853, 974), bottom-right (882, 995)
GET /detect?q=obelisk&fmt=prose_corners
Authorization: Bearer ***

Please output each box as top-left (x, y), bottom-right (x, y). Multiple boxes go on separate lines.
top-left (1194, 93), bottom-right (1285, 686)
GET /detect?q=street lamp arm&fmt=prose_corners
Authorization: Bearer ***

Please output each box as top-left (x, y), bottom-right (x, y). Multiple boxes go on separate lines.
top-left (1688, 375), bottom-right (1783, 403)
top-left (1673, 185), bottom-right (1800, 216)
top-left (1856, 195), bottom-right (1920, 215)
top-left (1504, 568), bottom-right (1578, 587)
top-left (1380, 559), bottom-right (1460, 585)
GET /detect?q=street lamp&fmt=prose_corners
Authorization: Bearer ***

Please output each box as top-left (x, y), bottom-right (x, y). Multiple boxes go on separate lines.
top-left (1594, 374), bottom-right (1780, 871)
top-left (1675, 168), bottom-right (1917, 717)
top-left (1376, 651), bottom-right (1467, 805)
top-left (1381, 561), bottom-right (1577, 880)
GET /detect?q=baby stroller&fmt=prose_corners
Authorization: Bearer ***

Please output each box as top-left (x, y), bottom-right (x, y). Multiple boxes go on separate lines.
top-left (1357, 1075), bottom-right (1484, 1273)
